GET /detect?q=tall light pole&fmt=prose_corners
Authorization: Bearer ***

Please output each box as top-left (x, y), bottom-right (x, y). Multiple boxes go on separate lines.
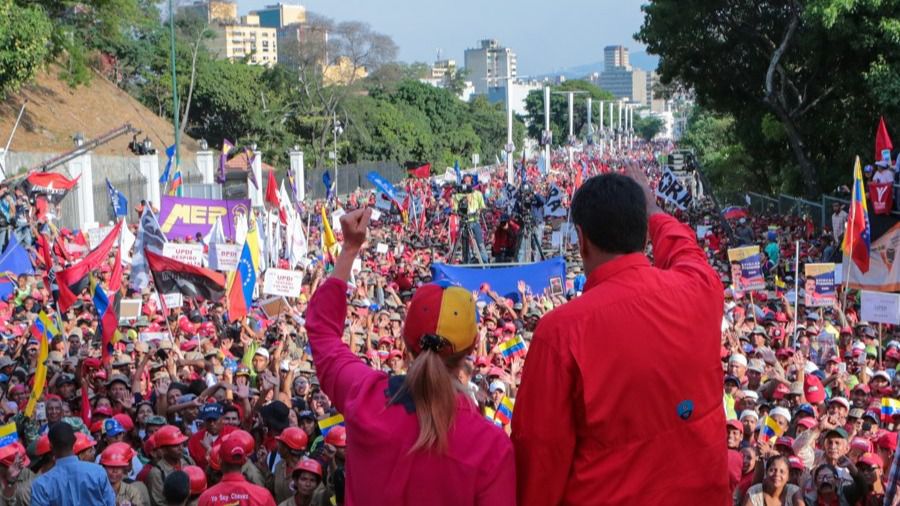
top-left (332, 111), bottom-right (342, 197)
top-left (552, 90), bottom-right (587, 170)
top-left (168, 0), bottom-right (180, 171)
top-left (543, 85), bottom-right (551, 174)
top-left (505, 78), bottom-right (514, 184)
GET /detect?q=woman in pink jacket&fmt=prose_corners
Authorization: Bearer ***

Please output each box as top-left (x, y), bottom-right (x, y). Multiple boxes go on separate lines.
top-left (304, 208), bottom-right (515, 506)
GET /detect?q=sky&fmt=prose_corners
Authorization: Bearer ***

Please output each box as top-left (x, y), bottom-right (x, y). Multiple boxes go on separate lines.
top-left (240, 0), bottom-right (649, 75)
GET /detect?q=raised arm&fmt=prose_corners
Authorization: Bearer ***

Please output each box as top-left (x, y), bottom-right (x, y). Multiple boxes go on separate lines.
top-left (305, 208), bottom-right (380, 414)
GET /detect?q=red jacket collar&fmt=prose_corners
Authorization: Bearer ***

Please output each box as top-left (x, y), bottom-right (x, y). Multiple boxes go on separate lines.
top-left (584, 253), bottom-right (650, 292)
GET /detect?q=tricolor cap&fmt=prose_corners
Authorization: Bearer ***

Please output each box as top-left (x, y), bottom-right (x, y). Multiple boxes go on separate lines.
top-left (402, 282), bottom-right (478, 356)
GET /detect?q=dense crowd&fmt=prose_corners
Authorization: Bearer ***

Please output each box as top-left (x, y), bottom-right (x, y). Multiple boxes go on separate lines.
top-left (0, 137), bottom-right (897, 506)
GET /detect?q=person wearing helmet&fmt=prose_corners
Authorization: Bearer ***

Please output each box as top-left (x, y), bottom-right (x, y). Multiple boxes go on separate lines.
top-left (0, 441), bottom-right (36, 505)
top-left (99, 442), bottom-right (146, 505)
top-left (197, 430), bottom-right (275, 506)
top-left (147, 425), bottom-right (194, 506)
top-left (315, 426), bottom-right (347, 506)
top-left (74, 432), bottom-right (98, 462)
top-left (277, 458), bottom-right (322, 506)
top-left (30, 434), bottom-right (54, 475)
top-left (304, 208), bottom-right (514, 506)
top-left (182, 465), bottom-right (207, 506)
top-left (269, 427), bottom-right (309, 503)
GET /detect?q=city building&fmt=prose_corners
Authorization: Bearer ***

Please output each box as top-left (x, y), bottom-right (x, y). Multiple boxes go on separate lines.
top-left (207, 14), bottom-right (278, 66)
top-left (322, 56), bottom-right (367, 86)
top-left (599, 67), bottom-right (647, 103)
top-left (604, 45), bottom-right (631, 71)
top-left (251, 3), bottom-right (306, 29)
top-left (181, 0), bottom-right (237, 23)
top-left (486, 80), bottom-right (542, 116)
top-left (430, 59), bottom-right (458, 80)
top-left (464, 39), bottom-right (517, 95)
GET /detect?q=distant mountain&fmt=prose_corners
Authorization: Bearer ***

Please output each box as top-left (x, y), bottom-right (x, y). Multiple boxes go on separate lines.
top-left (534, 51), bottom-right (660, 80)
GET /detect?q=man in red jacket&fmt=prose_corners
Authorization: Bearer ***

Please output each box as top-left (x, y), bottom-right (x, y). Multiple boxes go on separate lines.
top-left (512, 166), bottom-right (729, 505)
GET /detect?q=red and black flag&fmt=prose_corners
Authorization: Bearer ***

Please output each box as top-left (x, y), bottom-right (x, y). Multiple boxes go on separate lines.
top-left (21, 173), bottom-right (80, 204)
top-left (145, 250), bottom-right (226, 301)
top-left (55, 221), bottom-right (122, 312)
top-left (405, 162), bottom-right (431, 179)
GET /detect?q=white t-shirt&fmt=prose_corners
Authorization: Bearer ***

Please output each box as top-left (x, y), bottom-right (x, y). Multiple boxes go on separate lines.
top-left (874, 169), bottom-right (895, 183)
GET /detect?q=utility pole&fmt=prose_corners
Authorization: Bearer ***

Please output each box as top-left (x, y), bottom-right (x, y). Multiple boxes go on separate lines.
top-left (168, 0), bottom-right (180, 171)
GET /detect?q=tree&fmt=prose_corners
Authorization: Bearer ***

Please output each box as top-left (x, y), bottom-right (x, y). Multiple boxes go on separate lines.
top-left (524, 80), bottom-right (614, 146)
top-left (174, 9), bottom-right (215, 138)
top-left (0, 0), bottom-right (53, 96)
top-left (634, 114), bottom-right (663, 141)
top-left (638, 0), bottom-right (900, 197)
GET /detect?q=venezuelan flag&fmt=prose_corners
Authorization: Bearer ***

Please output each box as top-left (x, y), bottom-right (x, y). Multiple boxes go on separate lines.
top-left (25, 311), bottom-right (56, 417)
top-left (774, 275), bottom-right (786, 296)
top-left (484, 407), bottom-right (503, 427)
top-left (498, 336), bottom-right (526, 359)
top-left (168, 167), bottom-right (183, 196)
top-left (225, 239), bottom-right (256, 322)
top-left (842, 157), bottom-right (871, 273)
top-left (0, 422), bottom-right (18, 448)
top-left (494, 396), bottom-right (514, 425)
top-left (318, 413), bottom-right (345, 436)
top-left (882, 398), bottom-right (900, 421)
top-left (758, 415), bottom-right (784, 443)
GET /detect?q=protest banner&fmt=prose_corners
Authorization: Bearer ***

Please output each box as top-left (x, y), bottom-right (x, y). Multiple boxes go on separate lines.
top-left (118, 299), bottom-right (142, 322)
top-left (804, 263), bottom-right (836, 307)
top-left (543, 185), bottom-right (567, 218)
top-left (87, 225), bottom-right (114, 250)
top-left (432, 257), bottom-right (567, 304)
top-left (209, 243), bottom-right (241, 271)
top-left (139, 332), bottom-right (171, 343)
top-left (162, 243), bottom-right (203, 266)
top-left (163, 292), bottom-right (183, 309)
top-left (861, 290), bottom-right (900, 325)
top-left (158, 196), bottom-right (251, 241)
top-left (655, 167), bottom-right (692, 209)
top-left (727, 246), bottom-right (766, 291)
top-left (263, 268), bottom-right (304, 297)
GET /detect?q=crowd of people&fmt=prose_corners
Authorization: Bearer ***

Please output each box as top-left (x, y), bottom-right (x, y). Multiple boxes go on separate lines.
top-left (0, 135), bottom-right (897, 505)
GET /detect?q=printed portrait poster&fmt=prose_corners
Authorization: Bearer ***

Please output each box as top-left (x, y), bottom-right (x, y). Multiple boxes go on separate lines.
top-left (804, 263), bottom-right (836, 308)
top-left (727, 246), bottom-right (766, 291)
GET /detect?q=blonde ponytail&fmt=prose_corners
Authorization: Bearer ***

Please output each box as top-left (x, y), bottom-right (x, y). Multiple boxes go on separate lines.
top-left (400, 349), bottom-right (467, 453)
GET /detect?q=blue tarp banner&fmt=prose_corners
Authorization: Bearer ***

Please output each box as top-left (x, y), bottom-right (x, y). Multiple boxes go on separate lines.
top-left (367, 171), bottom-right (398, 202)
top-left (431, 257), bottom-right (567, 303)
top-left (0, 235), bottom-right (35, 300)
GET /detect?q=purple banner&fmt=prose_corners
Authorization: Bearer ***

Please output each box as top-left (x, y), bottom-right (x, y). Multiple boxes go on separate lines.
top-left (158, 196), bottom-right (250, 241)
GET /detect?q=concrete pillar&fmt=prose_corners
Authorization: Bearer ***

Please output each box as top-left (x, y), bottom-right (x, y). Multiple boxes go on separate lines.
top-left (139, 154), bottom-right (160, 209)
top-left (251, 148), bottom-right (263, 207)
top-left (289, 149), bottom-right (305, 202)
top-left (196, 150), bottom-right (215, 184)
top-left (0, 148), bottom-right (7, 183)
top-left (67, 152), bottom-right (95, 226)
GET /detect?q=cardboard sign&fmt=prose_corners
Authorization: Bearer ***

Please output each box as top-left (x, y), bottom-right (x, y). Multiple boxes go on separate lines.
top-left (263, 268), bottom-right (304, 297)
top-left (87, 226), bottom-right (115, 250)
top-left (162, 243), bottom-right (203, 266)
top-left (375, 243), bottom-right (389, 254)
top-left (655, 167), bottom-right (692, 209)
top-left (209, 243), bottom-right (241, 271)
top-left (118, 299), bottom-right (142, 322)
top-left (140, 332), bottom-right (171, 343)
top-left (370, 209), bottom-right (382, 221)
top-left (804, 263), bottom-right (836, 307)
top-left (260, 297), bottom-right (291, 319)
top-left (163, 292), bottom-right (183, 309)
top-left (861, 290), bottom-right (900, 325)
top-left (728, 246), bottom-right (765, 291)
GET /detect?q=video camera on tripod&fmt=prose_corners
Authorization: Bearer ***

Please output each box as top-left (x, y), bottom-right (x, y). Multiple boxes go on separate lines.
top-left (514, 184), bottom-right (542, 225)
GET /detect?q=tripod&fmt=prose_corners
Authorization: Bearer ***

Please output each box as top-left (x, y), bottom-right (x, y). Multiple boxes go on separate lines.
top-left (515, 217), bottom-right (545, 263)
top-left (449, 214), bottom-right (485, 265)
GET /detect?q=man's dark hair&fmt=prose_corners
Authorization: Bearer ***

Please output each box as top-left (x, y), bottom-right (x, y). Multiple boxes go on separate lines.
top-left (163, 470), bottom-right (191, 505)
top-left (571, 174), bottom-right (647, 254)
top-left (48, 422), bottom-right (75, 457)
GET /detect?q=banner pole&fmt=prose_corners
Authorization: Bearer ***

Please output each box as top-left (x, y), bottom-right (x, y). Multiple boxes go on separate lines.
top-left (793, 240), bottom-right (800, 347)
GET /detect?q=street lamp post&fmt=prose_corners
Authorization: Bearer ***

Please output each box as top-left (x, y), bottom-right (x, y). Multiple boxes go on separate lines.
top-left (332, 111), bottom-right (342, 197)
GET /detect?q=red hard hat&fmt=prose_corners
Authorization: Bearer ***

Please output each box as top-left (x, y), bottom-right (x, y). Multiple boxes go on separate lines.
top-left (208, 444), bottom-right (222, 471)
top-left (100, 442), bottom-right (135, 467)
top-left (291, 457), bottom-right (323, 479)
top-left (275, 427), bottom-right (308, 452)
top-left (155, 425), bottom-right (188, 447)
top-left (0, 445), bottom-right (16, 467)
top-left (324, 426), bottom-right (347, 448)
top-left (183, 465), bottom-right (207, 495)
top-left (143, 434), bottom-right (156, 455)
top-left (73, 432), bottom-right (97, 454)
top-left (113, 414), bottom-right (134, 432)
top-left (220, 430), bottom-right (254, 464)
top-left (90, 420), bottom-right (104, 434)
top-left (35, 435), bottom-right (51, 457)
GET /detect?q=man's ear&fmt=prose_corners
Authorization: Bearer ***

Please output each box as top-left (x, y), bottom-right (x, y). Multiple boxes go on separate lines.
top-left (576, 225), bottom-right (587, 260)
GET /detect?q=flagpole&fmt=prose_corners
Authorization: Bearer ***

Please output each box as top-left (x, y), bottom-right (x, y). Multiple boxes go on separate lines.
top-left (792, 239), bottom-right (800, 348)
top-left (167, 0), bottom-right (180, 172)
top-left (841, 158), bottom-right (858, 310)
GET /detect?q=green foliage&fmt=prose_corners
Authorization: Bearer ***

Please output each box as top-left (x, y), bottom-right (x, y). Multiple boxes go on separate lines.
top-left (0, 0), bottom-right (53, 96)
top-left (680, 108), bottom-right (755, 200)
top-left (523, 80), bottom-right (614, 146)
top-left (634, 114), bottom-right (663, 141)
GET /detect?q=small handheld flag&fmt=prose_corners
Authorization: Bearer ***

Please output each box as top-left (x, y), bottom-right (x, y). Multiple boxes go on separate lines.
top-left (498, 335), bottom-right (526, 359)
top-left (882, 397), bottom-right (900, 421)
top-left (494, 396), bottom-right (514, 425)
top-left (318, 413), bottom-right (345, 436)
top-left (758, 415), bottom-right (784, 443)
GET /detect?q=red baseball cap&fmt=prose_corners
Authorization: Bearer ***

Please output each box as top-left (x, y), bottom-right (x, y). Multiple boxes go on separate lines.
top-left (859, 452), bottom-right (884, 469)
top-left (787, 455), bottom-right (804, 470)
top-left (877, 431), bottom-right (898, 452)
top-left (797, 417), bottom-right (818, 429)
top-left (726, 419), bottom-right (743, 433)
top-left (804, 375), bottom-right (826, 404)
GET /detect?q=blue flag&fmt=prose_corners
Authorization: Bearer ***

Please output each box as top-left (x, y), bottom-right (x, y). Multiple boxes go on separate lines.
top-left (366, 171), bottom-right (398, 202)
top-left (323, 171), bottom-right (333, 200)
top-left (106, 179), bottom-right (128, 218)
top-left (0, 235), bottom-right (35, 300)
top-left (160, 144), bottom-right (176, 184)
top-left (453, 160), bottom-right (461, 185)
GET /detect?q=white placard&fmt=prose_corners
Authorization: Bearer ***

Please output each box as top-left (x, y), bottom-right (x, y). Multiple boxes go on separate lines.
top-left (163, 292), bottom-right (183, 309)
top-left (210, 243), bottom-right (241, 271)
top-left (332, 209), bottom-right (346, 232)
top-left (351, 258), bottom-right (362, 276)
top-left (140, 332), bottom-right (170, 343)
top-left (118, 299), bottom-right (142, 322)
top-left (655, 167), bottom-right (692, 209)
top-left (263, 268), bottom-right (304, 297)
top-left (861, 290), bottom-right (900, 325)
top-left (87, 226), bottom-right (114, 250)
top-left (162, 243), bottom-right (203, 266)
top-left (370, 209), bottom-right (382, 221)
top-left (375, 243), bottom-right (389, 254)
top-left (550, 231), bottom-right (562, 248)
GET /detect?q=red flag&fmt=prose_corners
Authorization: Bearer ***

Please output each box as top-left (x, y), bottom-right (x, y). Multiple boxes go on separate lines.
top-left (55, 221), bottom-right (123, 312)
top-left (869, 182), bottom-right (894, 215)
top-left (449, 214), bottom-right (460, 244)
top-left (108, 241), bottom-right (123, 294)
top-left (265, 170), bottom-right (280, 208)
top-left (35, 234), bottom-right (52, 272)
top-left (876, 116), bottom-right (893, 164)
top-left (407, 163), bottom-right (431, 179)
